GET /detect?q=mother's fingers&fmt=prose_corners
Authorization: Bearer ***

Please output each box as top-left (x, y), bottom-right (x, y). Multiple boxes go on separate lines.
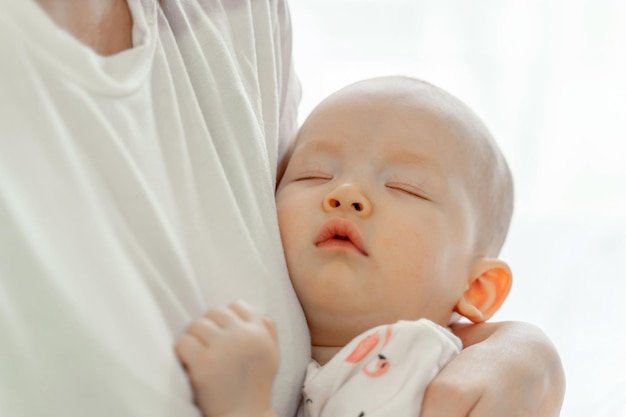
top-left (420, 372), bottom-right (480, 417)
top-left (419, 346), bottom-right (487, 417)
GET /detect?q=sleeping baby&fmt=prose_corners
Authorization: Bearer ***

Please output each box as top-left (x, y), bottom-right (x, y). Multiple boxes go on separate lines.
top-left (176, 75), bottom-right (515, 417)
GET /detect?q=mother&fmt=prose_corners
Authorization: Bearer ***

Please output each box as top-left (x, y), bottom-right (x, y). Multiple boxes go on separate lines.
top-left (0, 1), bottom-right (564, 416)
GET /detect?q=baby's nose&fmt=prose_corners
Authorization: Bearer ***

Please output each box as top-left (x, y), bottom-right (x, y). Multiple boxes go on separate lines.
top-left (323, 184), bottom-right (372, 217)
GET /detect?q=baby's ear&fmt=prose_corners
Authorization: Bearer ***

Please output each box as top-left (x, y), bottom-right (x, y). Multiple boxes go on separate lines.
top-left (455, 259), bottom-right (512, 323)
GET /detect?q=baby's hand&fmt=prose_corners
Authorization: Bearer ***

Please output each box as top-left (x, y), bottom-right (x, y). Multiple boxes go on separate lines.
top-left (175, 301), bottom-right (279, 417)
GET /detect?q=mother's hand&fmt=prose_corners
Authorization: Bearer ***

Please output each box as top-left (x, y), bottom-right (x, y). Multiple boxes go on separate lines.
top-left (420, 321), bottom-right (565, 417)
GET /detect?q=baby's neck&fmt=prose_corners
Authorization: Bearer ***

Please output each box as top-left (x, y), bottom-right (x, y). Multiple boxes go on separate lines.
top-left (311, 344), bottom-right (343, 366)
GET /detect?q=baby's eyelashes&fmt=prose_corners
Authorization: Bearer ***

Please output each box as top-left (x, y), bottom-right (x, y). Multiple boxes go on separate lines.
top-left (294, 173), bottom-right (333, 181)
top-left (385, 183), bottom-right (432, 201)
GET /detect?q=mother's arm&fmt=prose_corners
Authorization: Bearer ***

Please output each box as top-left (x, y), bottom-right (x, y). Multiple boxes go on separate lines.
top-left (420, 321), bottom-right (565, 417)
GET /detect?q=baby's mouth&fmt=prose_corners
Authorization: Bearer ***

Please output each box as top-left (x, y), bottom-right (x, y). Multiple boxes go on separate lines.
top-left (314, 218), bottom-right (368, 256)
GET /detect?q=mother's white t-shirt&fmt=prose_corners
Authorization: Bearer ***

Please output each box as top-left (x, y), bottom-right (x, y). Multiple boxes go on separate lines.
top-left (0, 1), bottom-right (309, 416)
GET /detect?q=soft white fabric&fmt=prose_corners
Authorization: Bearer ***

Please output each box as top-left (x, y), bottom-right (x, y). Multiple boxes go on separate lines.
top-left (297, 320), bottom-right (462, 417)
top-left (0, 1), bottom-right (309, 416)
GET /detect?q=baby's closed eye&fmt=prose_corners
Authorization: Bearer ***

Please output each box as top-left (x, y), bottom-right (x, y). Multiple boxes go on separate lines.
top-left (385, 182), bottom-right (432, 201)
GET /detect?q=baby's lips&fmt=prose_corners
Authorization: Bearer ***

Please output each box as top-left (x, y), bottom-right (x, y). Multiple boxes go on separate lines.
top-left (314, 217), bottom-right (368, 256)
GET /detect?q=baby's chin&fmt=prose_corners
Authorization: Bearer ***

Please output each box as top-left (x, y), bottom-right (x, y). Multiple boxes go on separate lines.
top-left (307, 314), bottom-right (393, 348)
top-left (308, 309), bottom-right (456, 349)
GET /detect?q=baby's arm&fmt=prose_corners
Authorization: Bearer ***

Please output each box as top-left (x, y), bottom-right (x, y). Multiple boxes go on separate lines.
top-left (175, 301), bottom-right (279, 417)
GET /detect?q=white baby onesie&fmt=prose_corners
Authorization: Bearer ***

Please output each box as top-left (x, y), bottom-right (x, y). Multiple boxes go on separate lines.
top-left (298, 319), bottom-right (462, 417)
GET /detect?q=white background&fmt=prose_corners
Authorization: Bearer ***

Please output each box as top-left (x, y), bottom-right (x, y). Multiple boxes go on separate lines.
top-left (289, 1), bottom-right (626, 416)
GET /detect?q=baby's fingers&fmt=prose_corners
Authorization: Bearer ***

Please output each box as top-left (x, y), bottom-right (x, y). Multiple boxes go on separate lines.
top-left (228, 300), bottom-right (256, 321)
top-left (229, 300), bottom-right (277, 342)
top-left (203, 306), bottom-right (239, 328)
top-left (174, 333), bottom-right (206, 368)
top-left (261, 316), bottom-right (278, 342)
top-left (185, 318), bottom-right (222, 346)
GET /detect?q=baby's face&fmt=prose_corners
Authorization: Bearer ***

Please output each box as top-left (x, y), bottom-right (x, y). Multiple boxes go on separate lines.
top-left (276, 83), bottom-right (480, 346)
